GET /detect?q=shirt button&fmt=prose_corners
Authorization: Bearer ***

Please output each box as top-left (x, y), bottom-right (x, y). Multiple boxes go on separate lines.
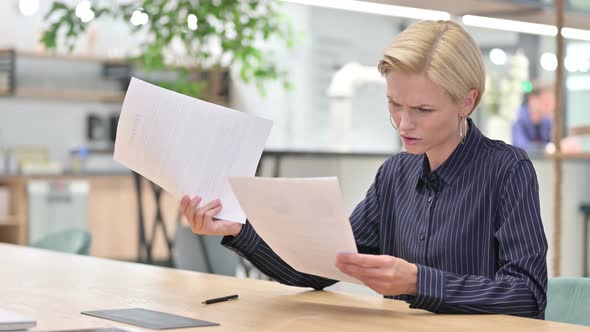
top-left (427, 196), bottom-right (433, 203)
top-left (419, 233), bottom-right (426, 240)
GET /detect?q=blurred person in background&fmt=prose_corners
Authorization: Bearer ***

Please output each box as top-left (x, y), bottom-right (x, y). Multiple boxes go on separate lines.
top-left (512, 81), bottom-right (554, 152)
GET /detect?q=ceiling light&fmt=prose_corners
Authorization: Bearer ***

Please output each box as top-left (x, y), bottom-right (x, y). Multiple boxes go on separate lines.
top-left (18, 0), bottom-right (39, 16)
top-left (75, 1), bottom-right (91, 18)
top-left (462, 15), bottom-right (557, 36)
top-left (540, 53), bottom-right (557, 71)
top-left (80, 9), bottom-right (95, 23)
top-left (564, 56), bottom-right (578, 72)
top-left (463, 15), bottom-right (590, 42)
top-left (75, 1), bottom-right (95, 23)
top-left (281, 0), bottom-right (450, 21)
top-left (562, 27), bottom-right (590, 41)
top-left (489, 48), bottom-right (507, 65)
top-left (130, 9), bottom-right (149, 26)
top-left (187, 13), bottom-right (198, 31)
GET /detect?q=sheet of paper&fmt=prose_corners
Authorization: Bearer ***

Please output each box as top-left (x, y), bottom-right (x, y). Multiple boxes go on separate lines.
top-left (114, 77), bottom-right (272, 223)
top-left (0, 308), bottom-right (36, 331)
top-left (228, 177), bottom-right (361, 284)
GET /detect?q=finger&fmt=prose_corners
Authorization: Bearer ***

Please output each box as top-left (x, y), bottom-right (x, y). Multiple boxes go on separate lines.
top-left (195, 199), bottom-right (221, 218)
top-left (194, 199), bottom-right (221, 228)
top-left (180, 196), bottom-right (191, 225)
top-left (203, 203), bottom-right (223, 232)
top-left (337, 263), bottom-right (383, 280)
top-left (186, 196), bottom-right (202, 226)
top-left (180, 195), bottom-right (190, 211)
top-left (337, 268), bottom-right (386, 291)
top-left (337, 253), bottom-right (386, 268)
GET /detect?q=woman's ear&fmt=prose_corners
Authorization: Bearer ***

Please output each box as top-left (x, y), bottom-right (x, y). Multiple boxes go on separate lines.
top-left (462, 89), bottom-right (478, 117)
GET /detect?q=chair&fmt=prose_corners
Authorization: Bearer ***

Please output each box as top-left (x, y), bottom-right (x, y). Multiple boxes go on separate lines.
top-left (31, 228), bottom-right (91, 255)
top-left (172, 226), bottom-right (239, 276)
top-left (546, 277), bottom-right (590, 326)
top-left (579, 203), bottom-right (590, 277)
top-left (133, 172), bottom-right (174, 266)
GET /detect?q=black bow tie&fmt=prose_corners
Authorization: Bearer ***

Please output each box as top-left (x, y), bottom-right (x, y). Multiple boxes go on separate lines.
top-left (419, 172), bottom-right (445, 193)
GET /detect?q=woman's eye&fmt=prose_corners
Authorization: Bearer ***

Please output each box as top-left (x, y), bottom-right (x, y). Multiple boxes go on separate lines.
top-left (417, 108), bottom-right (433, 113)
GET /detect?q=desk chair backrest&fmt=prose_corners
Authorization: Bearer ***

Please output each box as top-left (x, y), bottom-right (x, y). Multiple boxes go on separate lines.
top-left (31, 228), bottom-right (91, 255)
top-left (173, 226), bottom-right (238, 276)
top-left (546, 277), bottom-right (590, 326)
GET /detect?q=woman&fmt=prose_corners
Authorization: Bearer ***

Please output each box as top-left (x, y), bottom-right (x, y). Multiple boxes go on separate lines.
top-left (180, 20), bottom-right (548, 319)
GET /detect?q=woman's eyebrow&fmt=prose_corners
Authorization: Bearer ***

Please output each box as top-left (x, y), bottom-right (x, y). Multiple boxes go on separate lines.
top-left (386, 96), bottom-right (400, 103)
top-left (386, 96), bottom-right (434, 108)
top-left (412, 104), bottom-right (435, 108)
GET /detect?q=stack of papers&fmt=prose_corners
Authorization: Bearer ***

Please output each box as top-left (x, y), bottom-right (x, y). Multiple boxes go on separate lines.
top-left (114, 78), bottom-right (359, 283)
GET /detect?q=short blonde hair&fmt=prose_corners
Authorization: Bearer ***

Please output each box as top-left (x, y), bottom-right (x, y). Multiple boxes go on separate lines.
top-left (378, 20), bottom-right (486, 113)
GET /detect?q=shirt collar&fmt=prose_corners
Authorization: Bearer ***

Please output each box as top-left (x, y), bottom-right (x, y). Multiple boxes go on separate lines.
top-left (416, 118), bottom-right (482, 191)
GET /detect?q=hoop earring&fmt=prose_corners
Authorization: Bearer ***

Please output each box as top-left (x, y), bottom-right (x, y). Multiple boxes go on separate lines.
top-left (389, 115), bottom-right (398, 130)
top-left (459, 116), bottom-right (467, 144)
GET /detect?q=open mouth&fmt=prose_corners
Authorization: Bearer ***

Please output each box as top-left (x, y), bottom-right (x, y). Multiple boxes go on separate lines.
top-left (401, 135), bottom-right (421, 145)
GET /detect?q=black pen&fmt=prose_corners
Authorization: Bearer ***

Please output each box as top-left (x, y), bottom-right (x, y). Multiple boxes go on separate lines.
top-left (202, 294), bottom-right (239, 305)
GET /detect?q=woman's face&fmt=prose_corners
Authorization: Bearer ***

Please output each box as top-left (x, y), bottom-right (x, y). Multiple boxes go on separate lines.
top-left (386, 71), bottom-right (473, 157)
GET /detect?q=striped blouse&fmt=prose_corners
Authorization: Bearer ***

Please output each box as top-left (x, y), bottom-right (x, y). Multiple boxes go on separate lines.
top-left (222, 118), bottom-right (548, 319)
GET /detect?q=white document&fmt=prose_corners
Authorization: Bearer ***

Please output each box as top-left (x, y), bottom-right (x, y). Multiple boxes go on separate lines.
top-left (0, 308), bottom-right (35, 331)
top-left (114, 77), bottom-right (272, 223)
top-left (228, 177), bottom-right (361, 284)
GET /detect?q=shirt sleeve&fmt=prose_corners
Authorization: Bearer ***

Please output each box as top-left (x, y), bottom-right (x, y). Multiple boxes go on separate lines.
top-left (349, 162), bottom-right (385, 255)
top-left (221, 221), bottom-right (336, 290)
top-left (409, 160), bottom-right (548, 319)
top-left (221, 161), bottom-right (388, 289)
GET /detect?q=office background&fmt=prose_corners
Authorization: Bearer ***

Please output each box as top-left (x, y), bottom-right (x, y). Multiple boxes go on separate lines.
top-left (0, 0), bottom-right (589, 297)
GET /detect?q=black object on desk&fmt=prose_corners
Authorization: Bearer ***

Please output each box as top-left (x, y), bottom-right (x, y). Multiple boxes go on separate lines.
top-left (202, 294), bottom-right (238, 305)
top-left (81, 308), bottom-right (218, 329)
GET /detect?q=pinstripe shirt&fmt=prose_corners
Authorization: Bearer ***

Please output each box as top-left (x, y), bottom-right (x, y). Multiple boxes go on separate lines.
top-left (222, 118), bottom-right (548, 319)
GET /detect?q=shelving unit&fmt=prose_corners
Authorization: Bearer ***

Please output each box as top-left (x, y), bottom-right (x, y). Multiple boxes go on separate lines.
top-left (0, 49), bottom-right (15, 96)
top-left (0, 48), bottom-right (131, 103)
top-left (13, 87), bottom-right (124, 103)
top-left (15, 50), bottom-right (128, 65)
top-left (0, 177), bottom-right (27, 245)
top-left (0, 48), bottom-right (230, 258)
top-left (0, 48), bottom-right (230, 105)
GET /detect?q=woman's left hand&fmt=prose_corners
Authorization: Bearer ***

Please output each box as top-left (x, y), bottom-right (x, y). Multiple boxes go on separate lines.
top-left (336, 253), bottom-right (418, 296)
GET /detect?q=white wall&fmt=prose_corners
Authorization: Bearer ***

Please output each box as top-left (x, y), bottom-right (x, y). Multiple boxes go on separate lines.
top-left (231, 4), bottom-right (404, 153)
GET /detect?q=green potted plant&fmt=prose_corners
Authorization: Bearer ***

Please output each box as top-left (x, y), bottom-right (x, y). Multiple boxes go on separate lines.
top-left (40, 0), bottom-right (297, 100)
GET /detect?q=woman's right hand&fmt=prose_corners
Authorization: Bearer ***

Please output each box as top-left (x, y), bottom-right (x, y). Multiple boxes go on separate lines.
top-left (180, 195), bottom-right (242, 237)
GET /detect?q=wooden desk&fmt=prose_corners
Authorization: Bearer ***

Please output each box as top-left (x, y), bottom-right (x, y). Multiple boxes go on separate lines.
top-left (1, 244), bottom-right (588, 332)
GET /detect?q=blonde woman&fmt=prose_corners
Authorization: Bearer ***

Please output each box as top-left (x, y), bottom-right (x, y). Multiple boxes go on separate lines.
top-left (180, 20), bottom-right (548, 318)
